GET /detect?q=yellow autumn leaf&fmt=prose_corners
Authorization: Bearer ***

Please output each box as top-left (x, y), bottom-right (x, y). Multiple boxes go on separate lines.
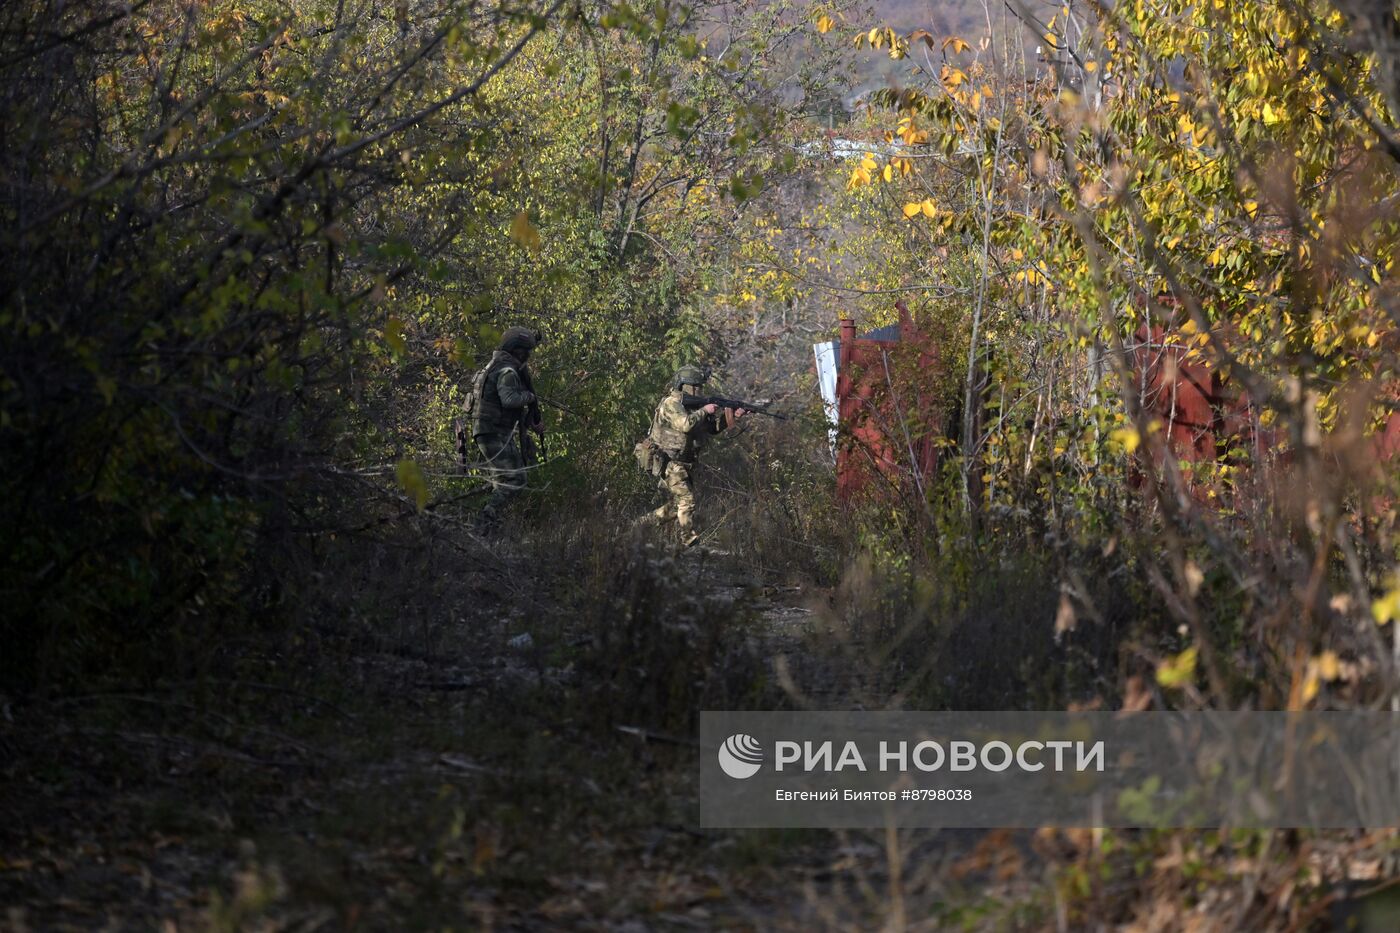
top-left (1156, 646), bottom-right (1197, 689)
top-left (920, 199), bottom-right (937, 218)
top-left (1301, 669), bottom-right (1321, 702)
top-left (1373, 581), bottom-right (1400, 625)
top-left (882, 163), bottom-right (893, 183)
top-left (509, 211), bottom-right (541, 252)
top-left (1110, 426), bottom-right (1141, 454)
top-left (1183, 561), bottom-right (1204, 597)
top-left (902, 202), bottom-right (923, 219)
top-left (815, 14), bottom-right (834, 34)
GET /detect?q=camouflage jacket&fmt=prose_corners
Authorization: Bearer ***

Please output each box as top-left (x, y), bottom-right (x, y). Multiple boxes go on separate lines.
top-left (648, 389), bottom-right (722, 464)
top-left (470, 351), bottom-right (535, 439)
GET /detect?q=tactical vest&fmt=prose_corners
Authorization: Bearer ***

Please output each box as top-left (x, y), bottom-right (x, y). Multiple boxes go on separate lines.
top-left (469, 351), bottom-right (524, 439)
top-left (649, 391), bottom-right (702, 463)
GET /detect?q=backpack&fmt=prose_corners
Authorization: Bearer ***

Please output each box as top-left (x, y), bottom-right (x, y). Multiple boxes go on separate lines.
top-left (454, 362), bottom-right (492, 470)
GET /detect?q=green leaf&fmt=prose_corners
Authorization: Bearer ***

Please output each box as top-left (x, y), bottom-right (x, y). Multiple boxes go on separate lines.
top-left (384, 316), bottom-right (406, 357)
top-left (395, 459), bottom-right (428, 511)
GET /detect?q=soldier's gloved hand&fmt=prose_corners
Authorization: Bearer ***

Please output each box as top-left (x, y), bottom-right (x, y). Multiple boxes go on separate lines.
top-left (702, 403), bottom-right (718, 415)
top-left (733, 408), bottom-right (746, 420)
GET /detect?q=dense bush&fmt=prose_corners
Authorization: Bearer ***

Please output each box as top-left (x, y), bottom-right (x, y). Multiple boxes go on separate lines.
top-left (0, 0), bottom-right (842, 689)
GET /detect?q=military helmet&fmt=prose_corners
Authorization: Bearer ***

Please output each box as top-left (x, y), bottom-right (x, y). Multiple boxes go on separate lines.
top-left (499, 325), bottom-right (540, 353)
top-left (673, 364), bottom-right (709, 389)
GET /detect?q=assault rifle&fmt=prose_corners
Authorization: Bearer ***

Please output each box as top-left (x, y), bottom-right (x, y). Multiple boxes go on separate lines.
top-left (453, 418), bottom-right (471, 472)
top-left (518, 418), bottom-right (546, 465)
top-left (681, 394), bottom-right (787, 420)
top-left (535, 395), bottom-right (579, 416)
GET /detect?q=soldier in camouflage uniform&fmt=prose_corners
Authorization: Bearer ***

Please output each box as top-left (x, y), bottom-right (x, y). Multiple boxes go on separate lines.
top-left (644, 365), bottom-right (745, 548)
top-left (470, 326), bottom-right (542, 531)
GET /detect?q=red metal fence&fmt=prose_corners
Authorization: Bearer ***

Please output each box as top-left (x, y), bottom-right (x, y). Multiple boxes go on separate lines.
top-left (834, 303), bottom-right (943, 501)
top-left (828, 310), bottom-right (1398, 503)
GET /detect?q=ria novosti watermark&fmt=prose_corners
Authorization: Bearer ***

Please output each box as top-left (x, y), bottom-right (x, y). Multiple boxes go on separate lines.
top-left (721, 734), bottom-right (1105, 777)
top-left (699, 711), bottom-right (1400, 828)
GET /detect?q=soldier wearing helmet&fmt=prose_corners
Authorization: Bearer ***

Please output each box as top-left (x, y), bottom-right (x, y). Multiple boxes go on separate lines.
top-left (642, 364), bottom-right (745, 548)
top-left (468, 325), bottom-right (543, 531)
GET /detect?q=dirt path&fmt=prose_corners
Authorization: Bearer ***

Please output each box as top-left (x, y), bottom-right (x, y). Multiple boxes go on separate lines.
top-left (1, 537), bottom-right (1029, 931)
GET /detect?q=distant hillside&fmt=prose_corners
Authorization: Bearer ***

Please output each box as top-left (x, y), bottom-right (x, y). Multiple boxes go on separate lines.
top-left (848, 0), bottom-right (1045, 95)
top-left (873, 0), bottom-right (987, 34)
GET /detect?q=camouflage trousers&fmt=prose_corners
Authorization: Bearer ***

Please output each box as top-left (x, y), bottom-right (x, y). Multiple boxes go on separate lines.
top-left (475, 432), bottom-right (525, 527)
top-left (651, 460), bottom-right (698, 544)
